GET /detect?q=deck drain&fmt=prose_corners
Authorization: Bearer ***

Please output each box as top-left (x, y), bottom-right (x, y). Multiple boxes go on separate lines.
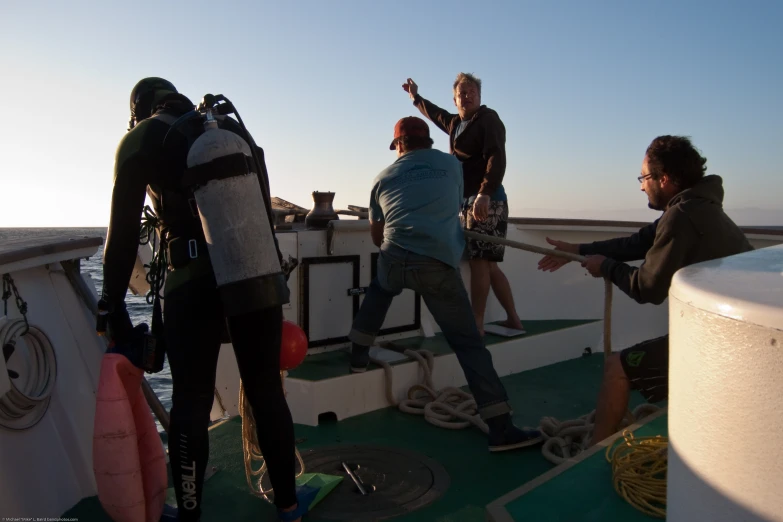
top-left (289, 444), bottom-right (449, 520)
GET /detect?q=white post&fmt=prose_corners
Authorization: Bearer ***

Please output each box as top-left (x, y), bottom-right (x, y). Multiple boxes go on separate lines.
top-left (667, 245), bottom-right (783, 521)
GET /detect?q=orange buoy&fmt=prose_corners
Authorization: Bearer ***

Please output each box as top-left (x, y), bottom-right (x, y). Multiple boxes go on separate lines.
top-left (280, 320), bottom-right (308, 371)
top-left (93, 354), bottom-right (167, 522)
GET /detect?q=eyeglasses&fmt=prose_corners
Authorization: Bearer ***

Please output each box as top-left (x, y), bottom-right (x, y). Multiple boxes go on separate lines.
top-left (637, 174), bottom-right (654, 183)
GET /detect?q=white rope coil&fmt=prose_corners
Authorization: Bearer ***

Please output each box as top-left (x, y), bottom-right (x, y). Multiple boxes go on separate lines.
top-left (372, 348), bottom-right (489, 432)
top-left (0, 316), bottom-right (58, 430)
top-left (539, 403), bottom-right (662, 464)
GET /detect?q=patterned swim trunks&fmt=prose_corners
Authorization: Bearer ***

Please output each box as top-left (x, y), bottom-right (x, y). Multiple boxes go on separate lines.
top-left (460, 196), bottom-right (509, 262)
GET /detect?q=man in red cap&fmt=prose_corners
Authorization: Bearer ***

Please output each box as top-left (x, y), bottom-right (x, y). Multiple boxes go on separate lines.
top-left (402, 74), bottom-right (524, 338)
top-left (347, 116), bottom-right (543, 452)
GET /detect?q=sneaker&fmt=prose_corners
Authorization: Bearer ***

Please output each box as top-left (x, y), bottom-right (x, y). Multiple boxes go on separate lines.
top-left (349, 344), bottom-right (370, 373)
top-left (278, 484), bottom-right (317, 521)
top-left (278, 502), bottom-right (308, 521)
top-left (488, 424), bottom-right (544, 452)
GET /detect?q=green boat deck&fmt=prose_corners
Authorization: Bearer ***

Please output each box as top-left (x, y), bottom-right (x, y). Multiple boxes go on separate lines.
top-left (488, 410), bottom-right (667, 522)
top-left (64, 348), bottom-right (666, 521)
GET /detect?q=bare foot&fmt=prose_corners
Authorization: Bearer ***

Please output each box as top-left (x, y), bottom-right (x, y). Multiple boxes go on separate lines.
top-left (498, 318), bottom-right (525, 331)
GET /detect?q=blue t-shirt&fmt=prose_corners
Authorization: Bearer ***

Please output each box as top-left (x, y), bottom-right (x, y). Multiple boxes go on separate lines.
top-left (369, 149), bottom-right (466, 268)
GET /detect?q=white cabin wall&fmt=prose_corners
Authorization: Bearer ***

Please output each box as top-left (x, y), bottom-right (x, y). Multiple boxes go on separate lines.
top-left (211, 222), bottom-right (783, 421)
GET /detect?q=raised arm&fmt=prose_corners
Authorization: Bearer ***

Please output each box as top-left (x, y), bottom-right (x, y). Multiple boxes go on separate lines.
top-left (403, 78), bottom-right (459, 136)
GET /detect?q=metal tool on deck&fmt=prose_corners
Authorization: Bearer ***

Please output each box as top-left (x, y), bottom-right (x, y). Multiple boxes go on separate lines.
top-left (342, 462), bottom-right (368, 496)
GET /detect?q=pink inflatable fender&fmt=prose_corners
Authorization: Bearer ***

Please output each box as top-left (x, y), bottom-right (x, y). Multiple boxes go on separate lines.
top-left (93, 353), bottom-right (167, 522)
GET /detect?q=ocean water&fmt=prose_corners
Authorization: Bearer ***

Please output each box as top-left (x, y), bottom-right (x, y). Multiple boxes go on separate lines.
top-left (0, 227), bottom-right (172, 426)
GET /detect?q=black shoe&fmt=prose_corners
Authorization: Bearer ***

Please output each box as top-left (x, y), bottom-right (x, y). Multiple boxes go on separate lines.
top-left (487, 414), bottom-right (544, 452)
top-left (349, 344), bottom-right (370, 373)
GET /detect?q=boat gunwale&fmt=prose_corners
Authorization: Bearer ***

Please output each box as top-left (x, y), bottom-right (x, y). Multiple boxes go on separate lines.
top-left (507, 217), bottom-right (783, 237)
top-left (0, 236), bottom-right (104, 272)
top-left (276, 217), bottom-right (783, 237)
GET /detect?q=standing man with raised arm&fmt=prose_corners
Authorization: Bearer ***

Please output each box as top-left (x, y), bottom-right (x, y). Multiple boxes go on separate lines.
top-left (403, 74), bottom-right (523, 336)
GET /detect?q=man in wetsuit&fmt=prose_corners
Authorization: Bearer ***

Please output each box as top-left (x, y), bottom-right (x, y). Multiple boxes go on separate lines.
top-left (101, 78), bottom-right (305, 522)
top-left (537, 135), bottom-right (753, 445)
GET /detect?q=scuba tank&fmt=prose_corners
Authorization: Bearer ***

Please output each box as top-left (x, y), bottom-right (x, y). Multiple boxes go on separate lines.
top-left (180, 94), bottom-right (289, 316)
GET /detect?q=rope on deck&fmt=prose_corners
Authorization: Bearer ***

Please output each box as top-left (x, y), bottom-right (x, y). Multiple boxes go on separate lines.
top-left (463, 231), bottom-right (666, 517)
top-left (239, 373), bottom-right (306, 504)
top-left (370, 348), bottom-right (490, 433)
top-left (606, 430), bottom-right (668, 519)
top-left (539, 403), bottom-right (661, 465)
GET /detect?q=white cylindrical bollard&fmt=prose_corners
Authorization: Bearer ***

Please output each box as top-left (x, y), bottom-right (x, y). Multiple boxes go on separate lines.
top-left (668, 245), bottom-right (783, 522)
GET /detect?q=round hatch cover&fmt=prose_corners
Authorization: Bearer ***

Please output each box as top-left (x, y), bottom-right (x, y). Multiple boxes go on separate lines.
top-left (292, 444), bottom-right (450, 521)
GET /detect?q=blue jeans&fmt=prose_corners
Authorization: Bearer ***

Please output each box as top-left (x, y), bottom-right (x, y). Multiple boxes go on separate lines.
top-left (349, 242), bottom-right (511, 420)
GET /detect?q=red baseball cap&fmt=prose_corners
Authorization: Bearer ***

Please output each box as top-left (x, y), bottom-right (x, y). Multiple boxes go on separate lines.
top-left (389, 116), bottom-right (430, 150)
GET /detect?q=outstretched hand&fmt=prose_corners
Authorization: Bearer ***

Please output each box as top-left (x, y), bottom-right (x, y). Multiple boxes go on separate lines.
top-left (537, 237), bottom-right (579, 272)
top-left (402, 78), bottom-right (418, 100)
top-left (581, 255), bottom-right (607, 278)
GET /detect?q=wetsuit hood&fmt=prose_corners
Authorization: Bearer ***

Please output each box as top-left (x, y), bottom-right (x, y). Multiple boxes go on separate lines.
top-left (129, 77), bottom-right (178, 129)
top-left (153, 93), bottom-right (196, 117)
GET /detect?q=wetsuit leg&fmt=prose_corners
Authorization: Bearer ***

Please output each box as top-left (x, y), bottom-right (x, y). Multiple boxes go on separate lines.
top-left (164, 276), bottom-right (224, 522)
top-left (226, 306), bottom-right (297, 510)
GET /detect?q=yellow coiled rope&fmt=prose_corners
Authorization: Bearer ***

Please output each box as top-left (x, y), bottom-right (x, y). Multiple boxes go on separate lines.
top-left (605, 430), bottom-right (668, 519)
top-left (239, 372), bottom-right (305, 503)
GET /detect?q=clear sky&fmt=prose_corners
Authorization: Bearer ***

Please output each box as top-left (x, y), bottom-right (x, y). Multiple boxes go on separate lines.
top-left (1, 0), bottom-right (781, 227)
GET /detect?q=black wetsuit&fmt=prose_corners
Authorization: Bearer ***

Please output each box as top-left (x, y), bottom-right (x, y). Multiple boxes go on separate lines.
top-left (102, 94), bottom-right (297, 520)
